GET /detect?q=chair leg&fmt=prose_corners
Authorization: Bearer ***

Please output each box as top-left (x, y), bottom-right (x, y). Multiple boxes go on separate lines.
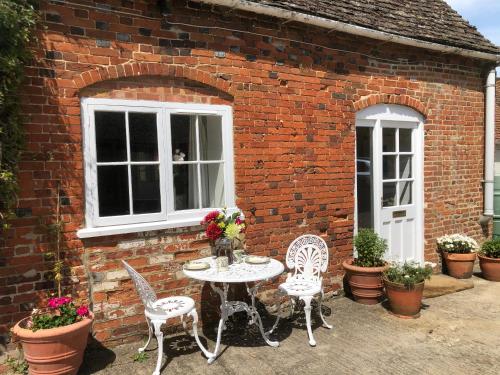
top-left (187, 309), bottom-right (212, 360)
top-left (266, 290), bottom-right (289, 335)
top-left (152, 320), bottom-right (164, 375)
top-left (139, 317), bottom-right (153, 353)
top-left (318, 290), bottom-right (332, 329)
top-left (289, 296), bottom-right (296, 319)
top-left (301, 296), bottom-right (316, 346)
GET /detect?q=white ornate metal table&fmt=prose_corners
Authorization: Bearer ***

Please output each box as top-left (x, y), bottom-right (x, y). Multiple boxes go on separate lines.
top-left (183, 256), bottom-right (284, 363)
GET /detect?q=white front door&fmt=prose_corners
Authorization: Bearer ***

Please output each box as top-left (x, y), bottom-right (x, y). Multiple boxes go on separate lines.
top-left (355, 105), bottom-right (424, 263)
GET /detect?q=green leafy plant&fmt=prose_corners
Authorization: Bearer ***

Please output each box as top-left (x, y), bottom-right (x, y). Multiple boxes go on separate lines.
top-left (384, 261), bottom-right (433, 289)
top-left (29, 297), bottom-right (89, 331)
top-left (3, 355), bottom-right (28, 374)
top-left (132, 352), bottom-right (149, 363)
top-left (353, 229), bottom-right (387, 267)
top-left (479, 238), bottom-right (500, 259)
top-left (0, 0), bottom-right (38, 229)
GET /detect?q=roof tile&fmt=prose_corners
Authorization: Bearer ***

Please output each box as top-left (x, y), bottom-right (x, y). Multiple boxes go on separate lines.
top-left (247, 0), bottom-right (500, 54)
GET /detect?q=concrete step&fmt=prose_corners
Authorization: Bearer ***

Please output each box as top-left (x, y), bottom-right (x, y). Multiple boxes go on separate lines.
top-left (423, 273), bottom-right (474, 298)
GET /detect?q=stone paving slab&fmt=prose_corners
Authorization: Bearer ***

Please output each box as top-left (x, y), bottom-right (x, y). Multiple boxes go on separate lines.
top-left (75, 274), bottom-right (500, 375)
top-left (423, 274), bottom-right (474, 298)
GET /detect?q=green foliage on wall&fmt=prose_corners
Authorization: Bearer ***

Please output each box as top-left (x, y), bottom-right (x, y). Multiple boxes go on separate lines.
top-left (0, 0), bottom-right (38, 228)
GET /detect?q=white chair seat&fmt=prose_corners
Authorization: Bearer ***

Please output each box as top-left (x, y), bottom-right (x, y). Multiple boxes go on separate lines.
top-left (269, 234), bottom-right (332, 347)
top-left (279, 279), bottom-right (321, 297)
top-left (146, 296), bottom-right (195, 320)
top-left (122, 261), bottom-right (211, 375)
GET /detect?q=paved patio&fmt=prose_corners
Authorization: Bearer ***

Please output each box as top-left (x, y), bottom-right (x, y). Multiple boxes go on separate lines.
top-left (77, 274), bottom-right (500, 375)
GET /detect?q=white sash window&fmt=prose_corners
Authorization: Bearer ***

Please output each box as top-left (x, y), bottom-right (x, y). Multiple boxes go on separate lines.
top-left (78, 99), bottom-right (235, 238)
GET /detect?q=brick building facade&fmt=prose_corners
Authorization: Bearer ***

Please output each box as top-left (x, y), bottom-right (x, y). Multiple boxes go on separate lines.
top-left (1, 0), bottom-right (498, 346)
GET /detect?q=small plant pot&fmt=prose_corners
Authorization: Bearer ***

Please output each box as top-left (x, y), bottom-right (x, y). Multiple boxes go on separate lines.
top-left (442, 252), bottom-right (476, 279)
top-left (11, 314), bottom-right (93, 375)
top-left (478, 254), bottom-right (500, 281)
top-left (342, 259), bottom-right (389, 305)
top-left (384, 279), bottom-right (425, 318)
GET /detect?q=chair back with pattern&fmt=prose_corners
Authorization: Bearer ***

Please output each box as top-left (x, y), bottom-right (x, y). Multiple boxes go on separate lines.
top-left (122, 260), bottom-right (158, 311)
top-left (286, 235), bottom-right (329, 282)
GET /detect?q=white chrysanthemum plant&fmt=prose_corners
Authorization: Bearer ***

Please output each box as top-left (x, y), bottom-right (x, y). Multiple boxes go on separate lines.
top-left (436, 234), bottom-right (478, 254)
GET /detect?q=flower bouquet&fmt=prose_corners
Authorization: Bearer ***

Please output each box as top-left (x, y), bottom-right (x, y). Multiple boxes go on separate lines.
top-left (201, 208), bottom-right (245, 263)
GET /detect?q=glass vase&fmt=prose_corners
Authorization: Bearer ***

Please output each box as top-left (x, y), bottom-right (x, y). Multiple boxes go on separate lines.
top-left (215, 237), bottom-right (234, 265)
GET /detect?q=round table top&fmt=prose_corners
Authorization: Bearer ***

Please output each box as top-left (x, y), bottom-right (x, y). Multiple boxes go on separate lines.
top-left (183, 257), bottom-right (284, 283)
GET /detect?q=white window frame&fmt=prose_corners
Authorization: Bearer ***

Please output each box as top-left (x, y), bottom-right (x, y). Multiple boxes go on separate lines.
top-left (78, 98), bottom-right (236, 238)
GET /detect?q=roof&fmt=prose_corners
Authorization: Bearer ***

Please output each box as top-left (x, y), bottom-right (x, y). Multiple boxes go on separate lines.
top-left (242, 0), bottom-right (500, 55)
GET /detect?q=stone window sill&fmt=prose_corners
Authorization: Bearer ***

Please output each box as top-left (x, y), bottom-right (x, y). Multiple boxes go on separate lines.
top-left (76, 217), bottom-right (202, 238)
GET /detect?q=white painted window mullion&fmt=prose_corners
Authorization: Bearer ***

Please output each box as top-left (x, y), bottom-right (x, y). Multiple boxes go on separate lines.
top-left (125, 112), bottom-right (133, 215)
top-left (195, 115), bottom-right (202, 209)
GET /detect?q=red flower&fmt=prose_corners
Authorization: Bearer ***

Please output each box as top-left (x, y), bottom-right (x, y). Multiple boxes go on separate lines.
top-left (201, 210), bottom-right (220, 225)
top-left (76, 305), bottom-right (89, 317)
top-left (47, 296), bottom-right (72, 309)
top-left (206, 222), bottom-right (223, 241)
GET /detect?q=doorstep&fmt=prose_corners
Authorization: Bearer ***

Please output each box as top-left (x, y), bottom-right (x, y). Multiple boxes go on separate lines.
top-left (423, 273), bottom-right (474, 298)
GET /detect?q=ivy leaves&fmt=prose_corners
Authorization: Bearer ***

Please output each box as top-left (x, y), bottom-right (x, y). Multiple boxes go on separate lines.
top-left (0, 0), bottom-right (38, 228)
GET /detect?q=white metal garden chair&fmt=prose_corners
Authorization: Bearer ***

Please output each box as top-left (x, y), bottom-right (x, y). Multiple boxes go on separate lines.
top-left (122, 260), bottom-right (210, 375)
top-left (268, 234), bottom-right (332, 346)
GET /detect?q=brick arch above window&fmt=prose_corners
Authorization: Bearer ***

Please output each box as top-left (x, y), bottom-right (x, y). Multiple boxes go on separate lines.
top-left (71, 63), bottom-right (235, 97)
top-left (353, 94), bottom-right (429, 118)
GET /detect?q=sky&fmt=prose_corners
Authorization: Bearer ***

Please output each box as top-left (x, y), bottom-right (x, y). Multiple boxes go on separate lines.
top-left (445, 0), bottom-right (500, 48)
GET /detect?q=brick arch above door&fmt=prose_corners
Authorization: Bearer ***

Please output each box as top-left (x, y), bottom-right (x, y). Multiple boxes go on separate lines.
top-left (353, 94), bottom-right (430, 118)
top-left (70, 63), bottom-right (235, 98)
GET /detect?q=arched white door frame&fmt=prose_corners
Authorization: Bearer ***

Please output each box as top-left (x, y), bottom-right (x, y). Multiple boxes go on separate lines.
top-left (355, 104), bottom-right (424, 263)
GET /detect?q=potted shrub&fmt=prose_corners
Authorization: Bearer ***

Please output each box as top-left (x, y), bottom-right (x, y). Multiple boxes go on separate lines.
top-left (11, 186), bottom-right (93, 374)
top-left (342, 229), bottom-right (389, 305)
top-left (383, 262), bottom-right (433, 318)
top-left (437, 234), bottom-right (478, 279)
top-left (478, 238), bottom-right (500, 281)
top-left (11, 297), bottom-right (92, 375)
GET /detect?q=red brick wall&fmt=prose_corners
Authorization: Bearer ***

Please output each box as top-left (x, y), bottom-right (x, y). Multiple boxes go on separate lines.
top-left (0, 0), bottom-right (493, 346)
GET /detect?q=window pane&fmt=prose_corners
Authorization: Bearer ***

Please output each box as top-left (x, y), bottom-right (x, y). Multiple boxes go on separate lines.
top-left (129, 113), bottom-right (158, 161)
top-left (400, 155), bottom-right (412, 179)
top-left (97, 165), bottom-right (129, 216)
top-left (356, 127), bottom-right (371, 159)
top-left (383, 155), bottom-right (396, 180)
top-left (171, 114), bottom-right (196, 161)
top-left (132, 165), bottom-right (161, 214)
top-left (95, 111), bottom-right (127, 162)
top-left (201, 163), bottom-right (225, 208)
top-left (174, 164), bottom-right (199, 210)
top-left (199, 116), bottom-right (223, 161)
top-left (400, 181), bottom-right (412, 205)
top-left (382, 182), bottom-right (397, 207)
top-left (356, 127), bottom-right (373, 229)
top-left (382, 128), bottom-right (396, 152)
top-left (399, 129), bottom-right (412, 152)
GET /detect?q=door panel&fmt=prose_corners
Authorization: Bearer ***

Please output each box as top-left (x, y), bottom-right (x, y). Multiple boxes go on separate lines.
top-left (380, 124), bottom-right (418, 262)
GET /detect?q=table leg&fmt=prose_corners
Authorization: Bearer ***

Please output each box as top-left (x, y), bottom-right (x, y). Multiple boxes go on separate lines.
top-left (246, 282), bottom-right (279, 347)
top-left (207, 282), bottom-right (229, 364)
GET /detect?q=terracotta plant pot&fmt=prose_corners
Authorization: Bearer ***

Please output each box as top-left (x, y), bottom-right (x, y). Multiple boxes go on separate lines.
top-left (384, 279), bottom-right (425, 318)
top-left (442, 252), bottom-right (476, 279)
top-left (478, 254), bottom-right (500, 281)
top-left (12, 314), bottom-right (93, 375)
top-left (342, 259), bottom-right (389, 305)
